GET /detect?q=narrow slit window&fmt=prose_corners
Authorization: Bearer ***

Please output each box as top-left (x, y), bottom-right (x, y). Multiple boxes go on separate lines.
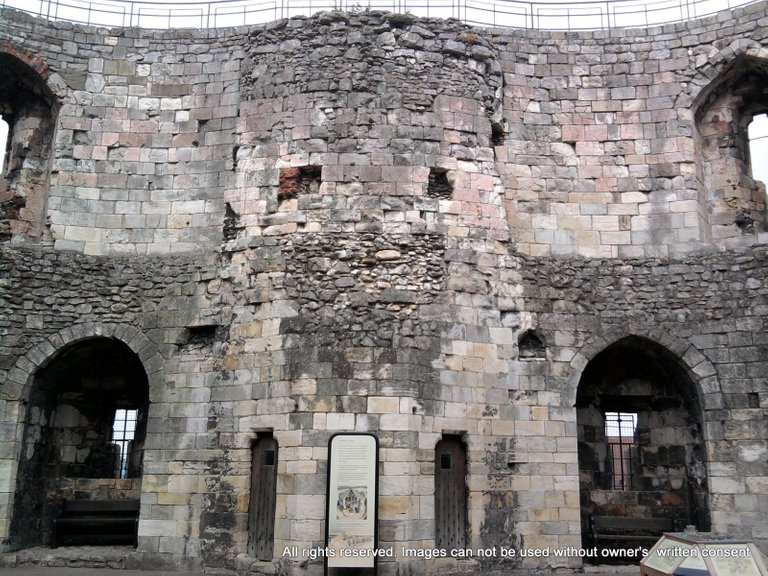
top-left (0, 115), bottom-right (9, 175)
top-left (748, 113), bottom-right (768, 187)
top-left (112, 409), bottom-right (138, 479)
top-left (604, 412), bottom-right (637, 491)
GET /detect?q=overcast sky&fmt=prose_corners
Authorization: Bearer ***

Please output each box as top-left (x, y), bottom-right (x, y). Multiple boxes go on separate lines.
top-left (0, 0), bottom-right (757, 30)
top-left (749, 114), bottom-right (768, 186)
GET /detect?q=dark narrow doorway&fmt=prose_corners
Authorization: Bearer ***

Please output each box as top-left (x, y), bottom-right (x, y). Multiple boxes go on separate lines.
top-left (435, 434), bottom-right (467, 551)
top-left (248, 434), bottom-right (278, 560)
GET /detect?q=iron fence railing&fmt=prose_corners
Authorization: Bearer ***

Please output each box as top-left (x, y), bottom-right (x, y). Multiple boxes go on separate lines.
top-left (0, 0), bottom-right (759, 30)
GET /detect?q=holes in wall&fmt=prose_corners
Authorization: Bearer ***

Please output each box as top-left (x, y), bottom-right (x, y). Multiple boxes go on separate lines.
top-left (386, 13), bottom-right (412, 28)
top-left (72, 129), bottom-right (90, 145)
top-left (278, 165), bottom-right (321, 204)
top-left (518, 330), bottom-right (546, 360)
top-left (232, 145), bottom-right (240, 171)
top-left (426, 168), bottom-right (452, 199)
top-left (223, 202), bottom-right (242, 242)
top-left (491, 120), bottom-right (504, 147)
top-left (184, 324), bottom-right (220, 348)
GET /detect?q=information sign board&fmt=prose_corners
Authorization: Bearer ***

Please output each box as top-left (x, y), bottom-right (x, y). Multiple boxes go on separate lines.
top-left (325, 433), bottom-right (379, 576)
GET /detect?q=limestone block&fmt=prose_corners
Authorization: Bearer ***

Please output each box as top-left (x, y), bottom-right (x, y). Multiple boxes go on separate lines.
top-left (368, 397), bottom-right (400, 414)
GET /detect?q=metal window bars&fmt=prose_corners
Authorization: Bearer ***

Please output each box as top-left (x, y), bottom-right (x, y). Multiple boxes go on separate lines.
top-left (604, 411), bottom-right (637, 491)
top-left (111, 408), bottom-right (137, 479)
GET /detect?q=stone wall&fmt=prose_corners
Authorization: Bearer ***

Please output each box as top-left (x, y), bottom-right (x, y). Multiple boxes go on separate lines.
top-left (520, 248), bottom-right (768, 552)
top-left (0, 245), bottom-right (217, 553)
top-left (0, 11), bottom-right (241, 253)
top-left (492, 4), bottom-right (768, 257)
top-left (0, 3), bottom-right (766, 575)
top-left (217, 13), bottom-right (514, 570)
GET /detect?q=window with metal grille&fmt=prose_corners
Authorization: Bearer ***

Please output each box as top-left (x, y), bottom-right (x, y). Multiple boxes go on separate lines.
top-left (604, 412), bottom-right (637, 490)
top-left (112, 409), bottom-right (137, 479)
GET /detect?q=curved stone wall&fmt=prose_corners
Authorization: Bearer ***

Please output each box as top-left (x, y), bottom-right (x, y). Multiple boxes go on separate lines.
top-left (221, 12), bottom-right (514, 569)
top-left (0, 4), bottom-right (766, 575)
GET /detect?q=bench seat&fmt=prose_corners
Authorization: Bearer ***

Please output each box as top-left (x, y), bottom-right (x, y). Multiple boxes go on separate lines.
top-left (591, 515), bottom-right (674, 547)
top-left (53, 500), bottom-right (139, 548)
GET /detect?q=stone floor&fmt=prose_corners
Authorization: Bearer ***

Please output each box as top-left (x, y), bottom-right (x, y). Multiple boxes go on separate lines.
top-left (0, 546), bottom-right (642, 575)
top-left (0, 570), bottom-right (208, 576)
top-left (0, 569), bottom-right (641, 576)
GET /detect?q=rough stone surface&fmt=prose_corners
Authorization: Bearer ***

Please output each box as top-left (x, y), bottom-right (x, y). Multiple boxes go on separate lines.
top-left (0, 4), bottom-right (766, 576)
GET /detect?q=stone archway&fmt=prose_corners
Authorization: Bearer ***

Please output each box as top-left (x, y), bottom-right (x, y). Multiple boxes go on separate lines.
top-left (0, 324), bottom-right (162, 552)
top-left (574, 335), bottom-right (711, 556)
top-left (11, 337), bottom-right (149, 549)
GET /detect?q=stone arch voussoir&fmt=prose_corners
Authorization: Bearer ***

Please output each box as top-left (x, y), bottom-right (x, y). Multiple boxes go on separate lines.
top-left (689, 42), bottom-right (768, 112)
top-left (0, 41), bottom-right (68, 101)
top-left (3, 323), bottom-right (164, 404)
top-left (566, 327), bottom-right (722, 411)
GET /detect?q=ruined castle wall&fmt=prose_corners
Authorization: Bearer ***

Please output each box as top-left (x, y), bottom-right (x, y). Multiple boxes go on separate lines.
top-left (3, 3), bottom-right (768, 257)
top-left (519, 248), bottom-right (768, 556)
top-left (493, 2), bottom-right (768, 258)
top-left (0, 3), bottom-right (766, 575)
top-left (0, 10), bottom-right (242, 253)
top-left (0, 245), bottom-right (218, 553)
top-left (220, 12), bottom-right (517, 569)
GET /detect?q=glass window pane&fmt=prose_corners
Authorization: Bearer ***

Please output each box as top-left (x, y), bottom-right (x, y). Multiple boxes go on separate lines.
top-left (111, 409), bottom-right (138, 478)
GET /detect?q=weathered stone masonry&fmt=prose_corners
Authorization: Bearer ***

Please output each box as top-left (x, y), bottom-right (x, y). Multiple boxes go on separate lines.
top-left (0, 3), bottom-right (766, 575)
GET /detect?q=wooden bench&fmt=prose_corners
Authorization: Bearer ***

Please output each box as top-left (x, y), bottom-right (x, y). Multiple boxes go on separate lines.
top-left (52, 500), bottom-right (140, 548)
top-left (591, 515), bottom-right (675, 548)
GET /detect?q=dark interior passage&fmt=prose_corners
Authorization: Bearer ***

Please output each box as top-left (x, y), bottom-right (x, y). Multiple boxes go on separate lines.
top-left (576, 336), bottom-right (710, 556)
top-left (11, 337), bottom-right (148, 549)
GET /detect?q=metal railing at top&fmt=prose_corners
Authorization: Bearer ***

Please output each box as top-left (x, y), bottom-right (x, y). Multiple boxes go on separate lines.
top-left (0, 0), bottom-right (759, 30)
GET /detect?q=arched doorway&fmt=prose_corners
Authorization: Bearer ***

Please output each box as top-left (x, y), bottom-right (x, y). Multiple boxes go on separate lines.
top-left (576, 336), bottom-right (710, 555)
top-left (11, 337), bottom-right (149, 549)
